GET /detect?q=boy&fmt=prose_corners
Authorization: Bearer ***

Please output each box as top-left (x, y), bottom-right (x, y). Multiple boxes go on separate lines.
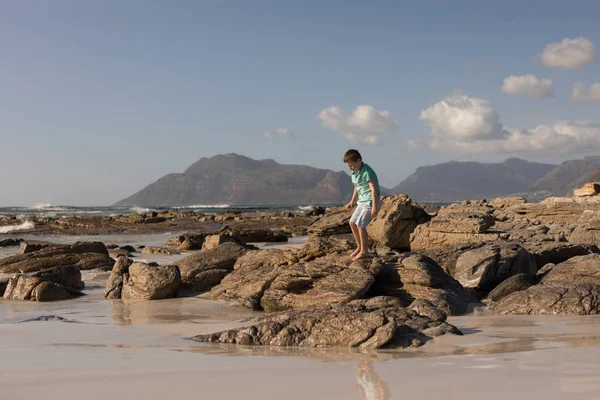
top-left (343, 149), bottom-right (381, 261)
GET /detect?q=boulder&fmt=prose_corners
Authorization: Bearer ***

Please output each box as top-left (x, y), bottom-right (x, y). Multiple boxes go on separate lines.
top-left (140, 246), bottom-right (180, 255)
top-left (490, 281), bottom-right (600, 315)
top-left (166, 232), bottom-right (209, 250)
top-left (366, 194), bottom-right (430, 250)
top-left (192, 297), bottom-right (461, 349)
top-left (486, 273), bottom-right (535, 302)
top-left (0, 238), bottom-right (23, 247)
top-left (177, 242), bottom-right (246, 292)
top-left (453, 242), bottom-right (536, 291)
top-left (366, 253), bottom-right (477, 315)
top-left (0, 242), bottom-right (113, 273)
top-left (307, 208), bottom-right (353, 236)
top-left (202, 229), bottom-right (246, 250)
top-left (102, 257), bottom-right (134, 299)
top-left (539, 254), bottom-right (600, 285)
top-left (3, 265), bottom-right (84, 301)
top-left (121, 262), bottom-right (181, 301)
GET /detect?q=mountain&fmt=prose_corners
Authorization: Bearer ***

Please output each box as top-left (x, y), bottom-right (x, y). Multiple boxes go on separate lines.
top-left (529, 156), bottom-right (600, 196)
top-left (114, 154), bottom-right (356, 206)
top-left (392, 158), bottom-right (557, 202)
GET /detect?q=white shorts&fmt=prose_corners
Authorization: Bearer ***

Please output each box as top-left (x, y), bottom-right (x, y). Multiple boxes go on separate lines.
top-left (350, 202), bottom-right (373, 229)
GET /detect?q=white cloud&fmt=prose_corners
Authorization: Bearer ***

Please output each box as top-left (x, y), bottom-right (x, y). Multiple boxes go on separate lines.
top-left (571, 82), bottom-right (600, 101)
top-left (538, 37), bottom-right (596, 69)
top-left (502, 74), bottom-right (554, 98)
top-left (412, 93), bottom-right (600, 155)
top-left (264, 128), bottom-right (297, 140)
top-left (419, 94), bottom-right (509, 141)
top-left (316, 105), bottom-right (398, 146)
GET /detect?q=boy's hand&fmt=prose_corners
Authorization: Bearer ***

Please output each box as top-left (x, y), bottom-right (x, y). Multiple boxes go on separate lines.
top-left (371, 207), bottom-right (379, 218)
top-left (345, 202), bottom-right (353, 210)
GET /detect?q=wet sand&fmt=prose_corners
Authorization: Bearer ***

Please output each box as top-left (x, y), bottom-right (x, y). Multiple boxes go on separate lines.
top-left (3, 278), bottom-right (600, 399)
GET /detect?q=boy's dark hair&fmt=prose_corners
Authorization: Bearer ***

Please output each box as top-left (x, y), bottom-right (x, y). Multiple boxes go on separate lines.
top-left (343, 149), bottom-right (362, 163)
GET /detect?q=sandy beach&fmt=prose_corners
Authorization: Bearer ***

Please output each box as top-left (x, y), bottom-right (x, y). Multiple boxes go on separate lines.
top-left (3, 285), bottom-right (600, 399)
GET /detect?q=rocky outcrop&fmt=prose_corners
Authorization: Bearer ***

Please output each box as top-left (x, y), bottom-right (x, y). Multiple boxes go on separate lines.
top-left (3, 265), bottom-right (84, 302)
top-left (453, 242), bottom-right (537, 291)
top-left (410, 201), bottom-right (500, 251)
top-left (192, 297), bottom-right (461, 349)
top-left (205, 249), bottom-right (379, 312)
top-left (490, 282), bottom-right (600, 315)
top-left (366, 195), bottom-right (430, 250)
top-left (366, 253), bottom-right (477, 315)
top-left (0, 242), bottom-right (113, 273)
top-left (177, 242), bottom-right (246, 292)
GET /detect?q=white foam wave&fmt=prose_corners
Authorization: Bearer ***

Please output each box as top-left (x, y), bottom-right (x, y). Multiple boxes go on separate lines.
top-left (182, 204), bottom-right (231, 209)
top-left (130, 207), bottom-right (152, 214)
top-left (297, 205), bottom-right (315, 211)
top-left (29, 203), bottom-right (68, 211)
top-left (0, 220), bottom-right (34, 233)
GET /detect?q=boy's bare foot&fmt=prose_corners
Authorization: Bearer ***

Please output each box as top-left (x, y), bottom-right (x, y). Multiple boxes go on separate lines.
top-left (350, 248), bottom-right (361, 258)
top-left (352, 252), bottom-right (371, 261)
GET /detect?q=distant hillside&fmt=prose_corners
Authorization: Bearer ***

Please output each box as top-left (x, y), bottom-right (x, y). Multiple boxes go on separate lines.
top-left (529, 156), bottom-right (600, 196)
top-left (114, 154), bottom-right (355, 206)
top-left (393, 158), bottom-right (557, 202)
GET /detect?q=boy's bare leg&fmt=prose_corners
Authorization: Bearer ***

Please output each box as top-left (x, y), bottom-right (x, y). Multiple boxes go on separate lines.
top-left (349, 221), bottom-right (361, 257)
top-left (353, 226), bottom-right (370, 261)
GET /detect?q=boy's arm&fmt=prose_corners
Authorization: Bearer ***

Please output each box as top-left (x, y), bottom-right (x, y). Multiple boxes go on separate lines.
top-left (369, 180), bottom-right (378, 216)
top-left (346, 187), bottom-right (357, 209)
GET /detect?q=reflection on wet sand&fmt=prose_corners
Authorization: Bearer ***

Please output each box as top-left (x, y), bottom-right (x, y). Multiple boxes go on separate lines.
top-left (355, 360), bottom-right (390, 400)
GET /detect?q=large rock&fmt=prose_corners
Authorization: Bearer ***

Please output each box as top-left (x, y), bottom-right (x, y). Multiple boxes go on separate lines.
top-left (121, 263), bottom-right (181, 301)
top-left (192, 297), bottom-right (461, 349)
top-left (539, 254), bottom-right (600, 285)
top-left (202, 229), bottom-right (246, 250)
top-left (102, 256), bottom-right (134, 299)
top-left (486, 273), bottom-right (535, 302)
top-left (0, 242), bottom-right (113, 273)
top-left (366, 194), bottom-right (430, 250)
top-left (454, 242), bottom-right (536, 291)
top-left (205, 249), bottom-right (379, 311)
top-left (3, 265), bottom-right (84, 301)
top-left (419, 243), bottom-right (487, 276)
top-left (366, 253), bottom-right (477, 315)
top-left (177, 242), bottom-right (246, 292)
top-left (490, 281), bottom-right (600, 315)
top-left (307, 208), bottom-right (353, 236)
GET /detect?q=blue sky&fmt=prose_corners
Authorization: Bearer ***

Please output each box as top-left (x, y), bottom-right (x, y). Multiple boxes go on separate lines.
top-left (1, 0), bottom-right (599, 206)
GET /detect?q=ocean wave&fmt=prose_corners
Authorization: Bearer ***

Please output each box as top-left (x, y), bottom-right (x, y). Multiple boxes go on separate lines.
top-left (0, 220), bottom-right (35, 233)
top-left (29, 203), bottom-right (68, 211)
top-left (297, 205), bottom-right (315, 211)
top-left (130, 207), bottom-right (152, 214)
top-left (179, 204), bottom-right (231, 209)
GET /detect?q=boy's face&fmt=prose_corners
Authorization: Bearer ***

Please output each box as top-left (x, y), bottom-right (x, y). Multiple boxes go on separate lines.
top-left (345, 159), bottom-right (362, 173)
